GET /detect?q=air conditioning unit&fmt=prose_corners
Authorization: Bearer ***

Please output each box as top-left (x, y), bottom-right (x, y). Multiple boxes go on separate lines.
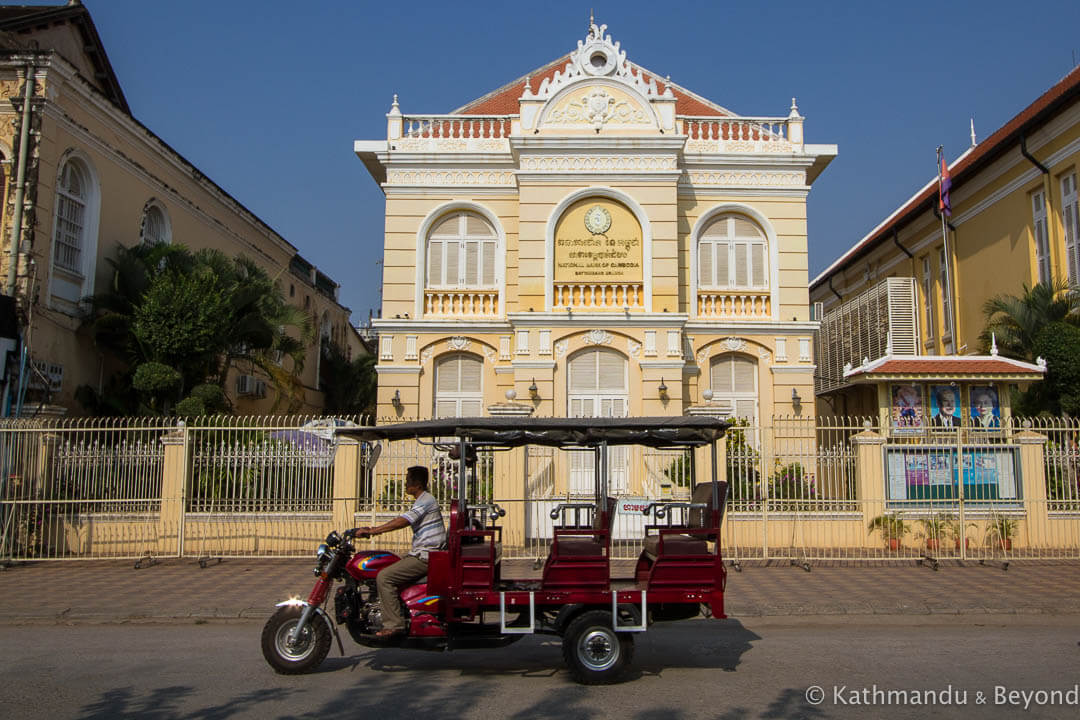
top-left (236, 374), bottom-right (257, 396)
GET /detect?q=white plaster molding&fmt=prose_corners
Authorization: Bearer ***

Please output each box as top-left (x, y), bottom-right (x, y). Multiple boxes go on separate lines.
top-left (447, 336), bottom-right (471, 351)
top-left (375, 365), bottom-right (423, 375)
top-left (511, 361), bottom-right (557, 370)
top-left (639, 360), bottom-right (687, 369)
top-left (520, 155), bottom-right (676, 173)
top-left (583, 329), bottom-right (613, 346)
top-left (722, 337), bottom-right (747, 353)
top-left (683, 169), bottom-right (805, 186)
top-left (771, 365), bottom-right (817, 374)
top-left (554, 339), bottom-right (569, 357)
top-left (386, 169), bottom-right (516, 186)
top-left (628, 339), bottom-right (641, 358)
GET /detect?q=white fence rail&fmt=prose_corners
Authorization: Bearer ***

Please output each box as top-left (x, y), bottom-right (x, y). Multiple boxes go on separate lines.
top-left (1, 415), bottom-right (1079, 564)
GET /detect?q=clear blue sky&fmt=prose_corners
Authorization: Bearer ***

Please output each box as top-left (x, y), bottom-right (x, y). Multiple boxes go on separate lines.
top-left (62, 1), bottom-right (1080, 322)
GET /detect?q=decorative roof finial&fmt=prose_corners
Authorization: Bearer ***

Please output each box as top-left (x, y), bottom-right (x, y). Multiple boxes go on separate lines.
top-left (990, 332), bottom-right (999, 356)
top-left (590, 8), bottom-right (594, 28)
top-left (970, 117), bottom-right (977, 147)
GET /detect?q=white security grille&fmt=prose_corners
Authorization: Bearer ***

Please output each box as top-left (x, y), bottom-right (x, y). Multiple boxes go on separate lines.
top-left (815, 277), bottom-right (919, 394)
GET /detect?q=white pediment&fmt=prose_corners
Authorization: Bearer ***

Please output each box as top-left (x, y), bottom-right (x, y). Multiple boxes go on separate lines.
top-left (538, 80), bottom-right (659, 132)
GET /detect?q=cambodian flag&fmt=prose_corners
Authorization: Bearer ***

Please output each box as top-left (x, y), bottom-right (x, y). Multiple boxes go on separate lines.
top-left (939, 156), bottom-right (952, 217)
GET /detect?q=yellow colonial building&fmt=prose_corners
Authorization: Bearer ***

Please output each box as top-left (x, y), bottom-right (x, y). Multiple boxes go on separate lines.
top-left (357, 23), bottom-right (835, 424)
top-left (810, 63), bottom-right (1080, 414)
top-left (0, 2), bottom-right (360, 415)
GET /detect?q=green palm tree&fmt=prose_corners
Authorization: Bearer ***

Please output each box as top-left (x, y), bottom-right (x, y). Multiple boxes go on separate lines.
top-left (979, 280), bottom-right (1080, 361)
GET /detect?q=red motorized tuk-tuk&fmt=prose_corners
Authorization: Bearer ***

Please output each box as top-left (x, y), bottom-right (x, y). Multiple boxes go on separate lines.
top-left (261, 416), bottom-right (730, 684)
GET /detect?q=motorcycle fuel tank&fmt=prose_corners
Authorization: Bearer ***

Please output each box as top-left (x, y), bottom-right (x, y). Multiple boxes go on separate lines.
top-left (346, 550), bottom-right (401, 580)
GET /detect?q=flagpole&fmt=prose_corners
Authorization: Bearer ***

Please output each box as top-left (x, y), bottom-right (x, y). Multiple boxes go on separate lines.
top-left (937, 146), bottom-right (958, 355)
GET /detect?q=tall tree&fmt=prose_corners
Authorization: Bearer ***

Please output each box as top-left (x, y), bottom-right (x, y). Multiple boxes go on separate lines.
top-left (80, 244), bottom-right (312, 414)
top-left (979, 280), bottom-right (1080, 361)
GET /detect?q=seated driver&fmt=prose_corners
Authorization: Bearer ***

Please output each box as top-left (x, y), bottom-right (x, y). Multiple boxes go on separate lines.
top-left (354, 465), bottom-right (446, 638)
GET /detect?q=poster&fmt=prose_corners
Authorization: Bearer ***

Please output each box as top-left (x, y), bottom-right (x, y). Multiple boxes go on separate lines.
top-left (969, 385), bottom-right (1001, 430)
top-left (890, 384), bottom-right (925, 432)
top-left (929, 384), bottom-right (962, 429)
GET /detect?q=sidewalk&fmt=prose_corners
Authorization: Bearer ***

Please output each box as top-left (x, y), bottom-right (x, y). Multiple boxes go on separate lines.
top-left (1, 557), bottom-right (1079, 624)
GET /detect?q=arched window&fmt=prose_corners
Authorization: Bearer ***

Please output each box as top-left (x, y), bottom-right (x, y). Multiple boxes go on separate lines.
top-left (426, 212), bottom-right (497, 289)
top-left (435, 353), bottom-right (483, 417)
top-left (698, 214), bottom-right (767, 290)
top-left (54, 160), bottom-right (88, 274)
top-left (140, 202), bottom-right (171, 245)
top-left (567, 348), bottom-right (629, 494)
top-left (709, 354), bottom-right (758, 423)
top-left (50, 154), bottom-right (100, 310)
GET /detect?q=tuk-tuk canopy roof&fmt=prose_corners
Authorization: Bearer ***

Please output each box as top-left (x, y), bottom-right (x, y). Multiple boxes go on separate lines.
top-left (337, 416), bottom-right (730, 448)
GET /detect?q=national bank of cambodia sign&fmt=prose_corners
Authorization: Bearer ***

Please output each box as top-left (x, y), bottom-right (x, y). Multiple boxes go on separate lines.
top-left (554, 198), bottom-right (643, 283)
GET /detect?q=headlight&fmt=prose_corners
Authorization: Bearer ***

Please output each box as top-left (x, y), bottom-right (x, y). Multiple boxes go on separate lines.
top-left (316, 543), bottom-right (331, 561)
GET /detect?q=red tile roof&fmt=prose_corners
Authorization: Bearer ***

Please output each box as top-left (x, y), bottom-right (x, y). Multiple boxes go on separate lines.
top-left (454, 57), bottom-right (729, 117)
top-left (848, 357), bottom-right (1044, 377)
top-left (812, 64), bottom-right (1080, 289)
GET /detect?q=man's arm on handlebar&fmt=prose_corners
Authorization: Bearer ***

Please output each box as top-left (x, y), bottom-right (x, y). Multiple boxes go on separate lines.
top-left (351, 516), bottom-right (410, 538)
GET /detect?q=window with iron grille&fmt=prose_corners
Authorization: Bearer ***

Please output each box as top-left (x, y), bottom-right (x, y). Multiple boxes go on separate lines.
top-left (709, 354), bottom-right (758, 424)
top-left (140, 203), bottom-right (170, 246)
top-left (53, 161), bottom-right (86, 275)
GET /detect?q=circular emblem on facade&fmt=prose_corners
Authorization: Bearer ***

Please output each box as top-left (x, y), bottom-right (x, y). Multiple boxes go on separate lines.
top-left (584, 205), bottom-right (612, 235)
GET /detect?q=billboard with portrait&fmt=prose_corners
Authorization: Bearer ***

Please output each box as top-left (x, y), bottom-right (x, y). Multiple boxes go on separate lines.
top-left (969, 385), bottom-right (1001, 430)
top-left (928, 384), bottom-right (961, 429)
top-left (890, 384), bottom-right (924, 433)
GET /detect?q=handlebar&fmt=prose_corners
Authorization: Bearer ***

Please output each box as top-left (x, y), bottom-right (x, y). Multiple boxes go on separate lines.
top-left (641, 501), bottom-right (708, 519)
top-left (470, 503), bottom-right (507, 518)
top-left (550, 502), bottom-right (596, 520)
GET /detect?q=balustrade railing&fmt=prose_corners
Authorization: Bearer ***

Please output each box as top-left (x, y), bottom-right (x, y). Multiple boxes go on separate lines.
top-left (553, 283), bottom-right (644, 310)
top-left (697, 290), bottom-right (771, 319)
top-left (681, 116), bottom-right (792, 149)
top-left (424, 289), bottom-right (499, 317)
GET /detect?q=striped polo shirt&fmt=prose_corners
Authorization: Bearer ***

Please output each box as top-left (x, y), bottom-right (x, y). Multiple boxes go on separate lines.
top-left (401, 491), bottom-right (447, 561)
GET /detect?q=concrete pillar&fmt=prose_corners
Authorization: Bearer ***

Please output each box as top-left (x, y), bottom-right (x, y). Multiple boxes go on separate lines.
top-left (332, 437), bottom-right (362, 532)
top-left (159, 423), bottom-right (189, 557)
top-left (1015, 430), bottom-right (1048, 550)
top-left (852, 428), bottom-right (887, 549)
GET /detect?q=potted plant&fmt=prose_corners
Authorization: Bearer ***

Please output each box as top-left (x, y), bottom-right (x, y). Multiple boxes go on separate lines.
top-left (943, 514), bottom-right (976, 550)
top-left (985, 514), bottom-right (1018, 552)
top-left (915, 513), bottom-right (949, 551)
top-left (868, 513), bottom-right (909, 551)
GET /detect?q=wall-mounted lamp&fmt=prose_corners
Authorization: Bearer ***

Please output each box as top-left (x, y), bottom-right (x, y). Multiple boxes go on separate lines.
top-left (702, 388), bottom-right (714, 403)
top-left (791, 388), bottom-right (802, 414)
top-left (658, 377), bottom-right (668, 400)
top-left (529, 378), bottom-right (539, 399)
top-left (391, 389), bottom-right (402, 409)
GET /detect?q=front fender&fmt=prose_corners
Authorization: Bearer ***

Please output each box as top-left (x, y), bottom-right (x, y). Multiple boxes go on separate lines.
top-left (275, 600), bottom-right (343, 654)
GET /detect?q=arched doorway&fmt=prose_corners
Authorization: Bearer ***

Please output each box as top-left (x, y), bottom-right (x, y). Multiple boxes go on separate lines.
top-left (567, 348), bottom-right (628, 494)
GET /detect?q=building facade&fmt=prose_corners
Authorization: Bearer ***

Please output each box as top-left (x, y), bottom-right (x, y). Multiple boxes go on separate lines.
top-left (357, 23), bottom-right (835, 424)
top-left (810, 65), bottom-right (1080, 368)
top-left (0, 2), bottom-right (358, 415)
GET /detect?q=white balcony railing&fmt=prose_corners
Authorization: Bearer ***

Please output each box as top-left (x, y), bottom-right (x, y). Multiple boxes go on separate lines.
top-left (424, 289), bottom-right (500, 317)
top-left (696, 290), bottom-right (771, 319)
top-left (680, 116), bottom-right (797, 153)
top-left (553, 283), bottom-right (645, 311)
top-left (392, 115), bottom-right (513, 152)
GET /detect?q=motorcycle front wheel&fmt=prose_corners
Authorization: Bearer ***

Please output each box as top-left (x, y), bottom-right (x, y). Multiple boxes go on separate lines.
top-left (261, 606), bottom-right (332, 674)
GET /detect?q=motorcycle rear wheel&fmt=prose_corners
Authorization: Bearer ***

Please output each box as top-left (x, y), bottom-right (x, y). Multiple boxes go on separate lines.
top-left (261, 606), bottom-right (332, 674)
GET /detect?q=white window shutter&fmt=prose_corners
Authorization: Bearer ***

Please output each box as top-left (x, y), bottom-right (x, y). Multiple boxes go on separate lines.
top-left (699, 242), bottom-right (713, 287)
top-left (427, 240), bottom-right (443, 285)
top-left (596, 350), bottom-right (625, 391)
top-left (445, 241), bottom-right (460, 285)
top-left (751, 243), bottom-right (766, 287)
top-left (734, 243), bottom-right (748, 286)
top-left (716, 240), bottom-right (730, 288)
top-left (482, 241), bottom-right (496, 286)
top-left (464, 242), bottom-right (479, 285)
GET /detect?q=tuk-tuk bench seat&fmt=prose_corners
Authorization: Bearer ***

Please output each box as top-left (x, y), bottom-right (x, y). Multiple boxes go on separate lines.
top-left (554, 537), bottom-right (605, 557)
top-left (460, 541), bottom-right (502, 564)
top-left (642, 533), bottom-right (709, 561)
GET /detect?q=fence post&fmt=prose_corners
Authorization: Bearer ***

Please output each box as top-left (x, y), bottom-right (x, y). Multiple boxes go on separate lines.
top-left (1015, 429), bottom-right (1049, 552)
top-left (159, 422), bottom-right (188, 557)
top-left (332, 436), bottom-right (361, 532)
top-left (852, 426), bottom-right (886, 549)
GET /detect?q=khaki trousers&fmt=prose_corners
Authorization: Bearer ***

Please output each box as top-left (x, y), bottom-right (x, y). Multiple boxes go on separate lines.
top-left (375, 554), bottom-right (428, 632)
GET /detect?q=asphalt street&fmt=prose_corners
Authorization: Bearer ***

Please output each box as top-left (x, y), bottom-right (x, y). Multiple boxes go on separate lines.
top-left (3, 616), bottom-right (1079, 720)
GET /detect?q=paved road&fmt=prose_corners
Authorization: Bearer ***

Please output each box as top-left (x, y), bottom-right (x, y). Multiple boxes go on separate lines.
top-left (3, 616), bottom-right (1079, 719)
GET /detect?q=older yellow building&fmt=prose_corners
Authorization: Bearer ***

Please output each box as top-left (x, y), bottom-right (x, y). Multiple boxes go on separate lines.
top-left (0, 2), bottom-right (359, 415)
top-left (810, 63), bottom-right (1080, 412)
top-left (356, 23), bottom-right (835, 427)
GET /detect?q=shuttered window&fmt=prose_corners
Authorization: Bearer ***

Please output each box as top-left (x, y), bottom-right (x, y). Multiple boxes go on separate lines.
top-left (939, 247), bottom-right (953, 352)
top-left (709, 355), bottom-right (757, 423)
top-left (921, 256), bottom-right (934, 343)
top-left (1032, 191), bottom-right (1051, 285)
top-left (54, 161), bottom-right (87, 275)
top-left (1062, 173), bottom-right (1079, 285)
top-left (426, 212), bottom-right (497, 289)
top-left (698, 214), bottom-right (767, 290)
top-left (434, 354), bottom-right (483, 418)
